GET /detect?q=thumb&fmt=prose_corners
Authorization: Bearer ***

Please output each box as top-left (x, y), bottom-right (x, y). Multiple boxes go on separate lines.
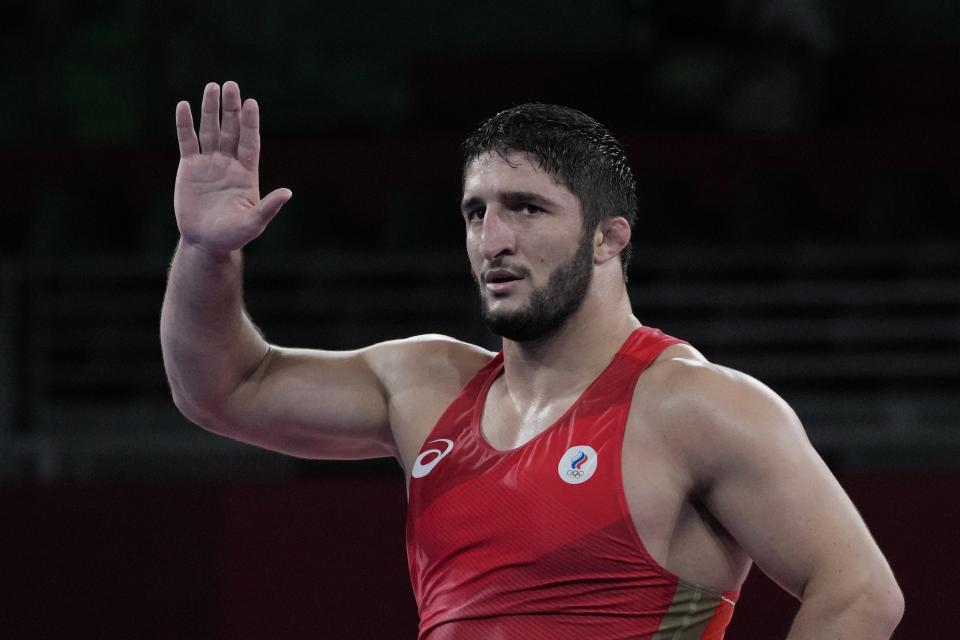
top-left (256, 188), bottom-right (293, 226)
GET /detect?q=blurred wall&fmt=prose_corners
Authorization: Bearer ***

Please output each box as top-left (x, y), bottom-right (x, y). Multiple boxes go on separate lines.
top-left (1, 473), bottom-right (955, 638)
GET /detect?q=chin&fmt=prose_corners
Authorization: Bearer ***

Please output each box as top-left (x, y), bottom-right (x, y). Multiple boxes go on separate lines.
top-left (482, 298), bottom-right (532, 324)
top-left (481, 306), bottom-right (567, 343)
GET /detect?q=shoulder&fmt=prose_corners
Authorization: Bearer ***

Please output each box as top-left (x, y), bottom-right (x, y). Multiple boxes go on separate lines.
top-left (363, 335), bottom-right (494, 468)
top-left (632, 343), bottom-right (810, 489)
top-left (637, 343), bottom-right (792, 420)
top-left (364, 334), bottom-right (495, 396)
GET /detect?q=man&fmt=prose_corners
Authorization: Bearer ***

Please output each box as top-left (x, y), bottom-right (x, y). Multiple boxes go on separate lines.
top-left (162, 81), bottom-right (903, 639)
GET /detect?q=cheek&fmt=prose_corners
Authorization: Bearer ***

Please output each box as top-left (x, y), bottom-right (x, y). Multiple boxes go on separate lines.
top-left (465, 233), bottom-right (482, 271)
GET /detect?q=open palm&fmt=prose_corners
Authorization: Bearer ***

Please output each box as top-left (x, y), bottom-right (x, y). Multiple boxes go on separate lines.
top-left (174, 82), bottom-right (291, 256)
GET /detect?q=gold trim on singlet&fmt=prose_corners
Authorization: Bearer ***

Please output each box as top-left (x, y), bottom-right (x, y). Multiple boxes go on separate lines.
top-left (651, 582), bottom-right (737, 640)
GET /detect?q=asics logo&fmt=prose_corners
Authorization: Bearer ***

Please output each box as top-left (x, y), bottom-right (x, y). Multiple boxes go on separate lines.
top-left (411, 439), bottom-right (455, 478)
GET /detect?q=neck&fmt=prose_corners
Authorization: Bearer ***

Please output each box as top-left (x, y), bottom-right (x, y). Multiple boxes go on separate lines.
top-left (499, 281), bottom-right (640, 408)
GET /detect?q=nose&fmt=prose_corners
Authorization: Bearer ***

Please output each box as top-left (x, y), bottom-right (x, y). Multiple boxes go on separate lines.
top-left (478, 206), bottom-right (516, 261)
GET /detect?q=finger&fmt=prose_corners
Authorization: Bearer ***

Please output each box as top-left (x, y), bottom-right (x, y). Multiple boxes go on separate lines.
top-left (220, 81), bottom-right (242, 157)
top-left (237, 98), bottom-right (260, 171)
top-left (175, 101), bottom-right (199, 158)
top-left (255, 188), bottom-right (293, 227)
top-left (198, 82), bottom-right (221, 154)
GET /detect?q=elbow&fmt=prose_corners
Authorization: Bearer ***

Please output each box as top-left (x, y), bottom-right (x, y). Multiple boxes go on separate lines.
top-left (168, 382), bottom-right (233, 434)
top-left (846, 570), bottom-right (905, 636)
top-left (863, 558), bottom-right (905, 633)
top-left (803, 564), bottom-right (904, 636)
top-left (169, 389), bottom-right (212, 429)
top-left (872, 576), bottom-right (905, 634)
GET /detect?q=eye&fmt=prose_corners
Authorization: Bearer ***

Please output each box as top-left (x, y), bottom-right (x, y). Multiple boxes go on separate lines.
top-left (518, 203), bottom-right (543, 215)
top-left (465, 206), bottom-right (486, 221)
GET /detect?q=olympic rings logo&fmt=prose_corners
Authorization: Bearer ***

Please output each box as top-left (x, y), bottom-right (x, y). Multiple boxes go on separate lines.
top-left (566, 469), bottom-right (585, 478)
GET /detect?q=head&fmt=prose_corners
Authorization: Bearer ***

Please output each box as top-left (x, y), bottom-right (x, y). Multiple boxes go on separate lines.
top-left (463, 103), bottom-right (638, 276)
top-left (461, 104), bottom-right (637, 342)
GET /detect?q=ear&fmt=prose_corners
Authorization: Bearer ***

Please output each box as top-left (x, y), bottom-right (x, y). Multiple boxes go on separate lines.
top-left (593, 217), bottom-right (631, 265)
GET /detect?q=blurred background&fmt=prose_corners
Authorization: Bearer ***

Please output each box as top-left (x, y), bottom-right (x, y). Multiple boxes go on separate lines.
top-left (0, 0), bottom-right (957, 637)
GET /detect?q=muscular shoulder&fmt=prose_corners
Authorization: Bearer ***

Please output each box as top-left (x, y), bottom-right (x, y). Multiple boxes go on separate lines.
top-left (364, 335), bottom-right (494, 467)
top-left (364, 333), bottom-right (494, 395)
top-left (633, 344), bottom-right (809, 490)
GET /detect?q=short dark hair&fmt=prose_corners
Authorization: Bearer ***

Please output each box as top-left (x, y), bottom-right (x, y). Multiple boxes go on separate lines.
top-left (463, 103), bottom-right (638, 277)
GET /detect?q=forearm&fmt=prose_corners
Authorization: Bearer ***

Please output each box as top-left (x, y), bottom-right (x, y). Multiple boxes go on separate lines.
top-left (160, 239), bottom-right (269, 423)
top-left (786, 583), bottom-right (903, 639)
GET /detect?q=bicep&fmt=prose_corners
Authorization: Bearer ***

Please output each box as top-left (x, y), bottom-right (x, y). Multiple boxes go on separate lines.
top-left (217, 344), bottom-right (394, 460)
top-left (695, 375), bottom-right (889, 600)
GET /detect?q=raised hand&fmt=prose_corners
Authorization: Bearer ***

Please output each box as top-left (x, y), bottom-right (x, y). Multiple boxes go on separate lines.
top-left (174, 82), bottom-right (291, 256)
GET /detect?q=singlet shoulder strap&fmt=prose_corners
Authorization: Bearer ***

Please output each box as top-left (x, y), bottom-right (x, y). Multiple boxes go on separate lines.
top-left (420, 351), bottom-right (503, 441)
top-left (617, 326), bottom-right (688, 369)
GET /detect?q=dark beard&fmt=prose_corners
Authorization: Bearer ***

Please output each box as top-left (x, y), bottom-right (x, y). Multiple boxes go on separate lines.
top-left (477, 233), bottom-right (594, 342)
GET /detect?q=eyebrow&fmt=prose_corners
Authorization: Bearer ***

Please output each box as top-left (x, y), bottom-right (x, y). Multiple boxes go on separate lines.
top-left (460, 191), bottom-right (558, 213)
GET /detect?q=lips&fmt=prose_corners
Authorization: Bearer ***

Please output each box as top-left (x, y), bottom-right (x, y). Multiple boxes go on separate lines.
top-left (481, 267), bottom-right (524, 294)
top-left (483, 268), bottom-right (522, 284)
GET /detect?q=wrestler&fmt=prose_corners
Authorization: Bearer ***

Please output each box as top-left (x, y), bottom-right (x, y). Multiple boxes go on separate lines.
top-left (161, 81), bottom-right (903, 639)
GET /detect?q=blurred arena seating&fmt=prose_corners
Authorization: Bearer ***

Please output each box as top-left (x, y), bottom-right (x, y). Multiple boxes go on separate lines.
top-left (0, 0), bottom-right (957, 483)
top-left (1, 238), bottom-right (958, 482)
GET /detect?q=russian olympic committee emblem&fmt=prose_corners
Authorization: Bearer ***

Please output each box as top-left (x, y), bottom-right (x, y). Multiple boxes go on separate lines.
top-left (558, 445), bottom-right (598, 485)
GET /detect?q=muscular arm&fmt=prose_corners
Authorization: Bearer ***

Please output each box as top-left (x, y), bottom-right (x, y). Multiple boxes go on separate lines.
top-left (670, 361), bottom-right (903, 638)
top-left (161, 240), bottom-right (273, 430)
top-left (161, 82), bottom-right (395, 458)
top-left (161, 242), bottom-right (397, 459)
top-left (162, 82), bottom-right (491, 463)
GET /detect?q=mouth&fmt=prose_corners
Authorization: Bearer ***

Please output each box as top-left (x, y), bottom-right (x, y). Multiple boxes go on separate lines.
top-left (482, 268), bottom-right (524, 294)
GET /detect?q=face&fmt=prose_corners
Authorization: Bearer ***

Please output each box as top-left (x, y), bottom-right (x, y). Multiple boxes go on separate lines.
top-left (462, 151), bottom-right (595, 342)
